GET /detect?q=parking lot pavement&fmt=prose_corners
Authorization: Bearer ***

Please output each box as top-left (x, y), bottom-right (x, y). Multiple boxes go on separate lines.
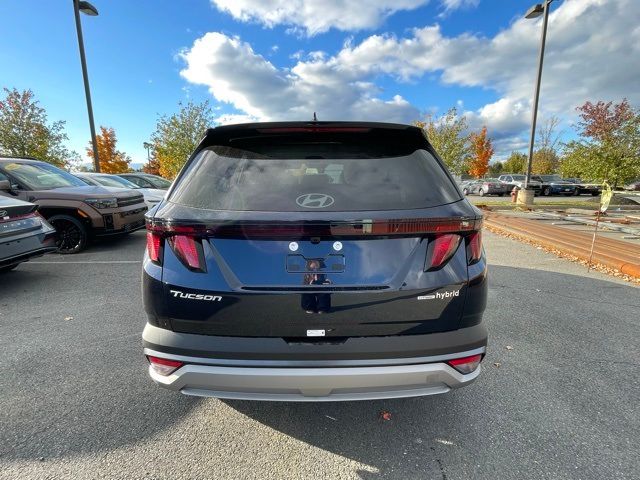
top-left (1, 230), bottom-right (638, 480)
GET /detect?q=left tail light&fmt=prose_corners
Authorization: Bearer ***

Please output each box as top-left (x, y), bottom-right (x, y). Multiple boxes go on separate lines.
top-left (146, 231), bottom-right (162, 262)
top-left (146, 221), bottom-right (206, 272)
top-left (147, 356), bottom-right (184, 376)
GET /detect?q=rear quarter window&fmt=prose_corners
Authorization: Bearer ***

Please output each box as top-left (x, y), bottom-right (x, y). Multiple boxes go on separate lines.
top-left (169, 144), bottom-right (461, 212)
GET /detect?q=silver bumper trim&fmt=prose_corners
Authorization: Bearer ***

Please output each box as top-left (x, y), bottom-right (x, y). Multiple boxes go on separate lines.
top-left (143, 346), bottom-right (486, 368)
top-left (145, 349), bottom-right (483, 402)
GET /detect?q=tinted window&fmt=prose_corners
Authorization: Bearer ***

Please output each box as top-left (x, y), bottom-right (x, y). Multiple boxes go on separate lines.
top-left (91, 175), bottom-right (139, 188)
top-left (144, 175), bottom-right (171, 188)
top-left (2, 162), bottom-right (87, 190)
top-left (122, 176), bottom-right (152, 188)
top-left (170, 146), bottom-right (461, 212)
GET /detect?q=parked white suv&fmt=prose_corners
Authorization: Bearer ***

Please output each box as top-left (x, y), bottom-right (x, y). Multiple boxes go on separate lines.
top-left (498, 174), bottom-right (542, 195)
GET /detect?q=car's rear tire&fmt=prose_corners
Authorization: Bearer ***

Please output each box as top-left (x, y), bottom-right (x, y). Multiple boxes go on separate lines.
top-left (479, 189), bottom-right (485, 197)
top-left (573, 189), bottom-right (580, 196)
top-left (0, 264), bottom-right (18, 273)
top-left (462, 188), bottom-right (469, 195)
top-left (543, 187), bottom-right (551, 196)
top-left (591, 192), bottom-right (599, 196)
top-left (48, 215), bottom-right (88, 254)
top-left (498, 193), bottom-right (504, 197)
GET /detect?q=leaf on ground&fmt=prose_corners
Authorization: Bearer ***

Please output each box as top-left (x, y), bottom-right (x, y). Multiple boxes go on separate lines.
top-left (379, 410), bottom-right (392, 421)
top-left (505, 345), bottom-right (513, 350)
top-left (64, 316), bottom-right (73, 321)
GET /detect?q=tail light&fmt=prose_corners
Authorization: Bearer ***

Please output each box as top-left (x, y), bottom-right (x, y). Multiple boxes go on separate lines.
top-left (466, 231), bottom-right (482, 265)
top-left (167, 235), bottom-right (203, 270)
top-left (425, 234), bottom-right (461, 271)
top-left (146, 221), bottom-right (206, 272)
top-left (447, 354), bottom-right (483, 374)
top-left (146, 231), bottom-right (162, 262)
top-left (147, 356), bottom-right (184, 376)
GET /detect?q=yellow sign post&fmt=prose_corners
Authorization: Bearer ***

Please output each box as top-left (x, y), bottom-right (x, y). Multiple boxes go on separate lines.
top-left (587, 182), bottom-right (612, 272)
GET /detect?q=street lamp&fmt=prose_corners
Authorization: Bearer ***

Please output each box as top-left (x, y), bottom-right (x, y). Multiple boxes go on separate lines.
top-left (72, 0), bottom-right (101, 172)
top-left (143, 142), bottom-right (152, 163)
top-left (522, 0), bottom-right (553, 204)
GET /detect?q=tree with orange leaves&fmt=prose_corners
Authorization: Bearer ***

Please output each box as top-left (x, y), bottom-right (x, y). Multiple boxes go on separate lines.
top-left (87, 126), bottom-right (131, 173)
top-left (468, 126), bottom-right (493, 178)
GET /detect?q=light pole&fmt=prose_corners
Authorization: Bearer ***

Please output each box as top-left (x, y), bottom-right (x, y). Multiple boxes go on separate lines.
top-left (143, 142), bottom-right (152, 163)
top-left (522, 0), bottom-right (553, 204)
top-left (73, 0), bottom-right (101, 172)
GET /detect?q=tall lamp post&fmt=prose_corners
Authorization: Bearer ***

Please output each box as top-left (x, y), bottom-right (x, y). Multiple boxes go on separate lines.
top-left (522, 0), bottom-right (553, 205)
top-left (73, 0), bottom-right (101, 172)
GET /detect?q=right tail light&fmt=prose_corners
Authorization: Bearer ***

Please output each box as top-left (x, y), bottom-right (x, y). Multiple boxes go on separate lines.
top-left (466, 231), bottom-right (483, 265)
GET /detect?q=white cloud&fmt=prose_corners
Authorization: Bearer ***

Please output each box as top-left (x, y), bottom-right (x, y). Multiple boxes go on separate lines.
top-left (183, 0), bottom-right (640, 155)
top-left (180, 32), bottom-right (419, 123)
top-left (209, 0), bottom-right (479, 36)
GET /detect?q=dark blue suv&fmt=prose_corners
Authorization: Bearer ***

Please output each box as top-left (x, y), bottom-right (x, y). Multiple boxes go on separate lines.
top-left (141, 122), bottom-right (488, 401)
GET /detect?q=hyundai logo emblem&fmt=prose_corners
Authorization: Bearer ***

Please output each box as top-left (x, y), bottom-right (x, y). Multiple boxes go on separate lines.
top-left (295, 193), bottom-right (335, 209)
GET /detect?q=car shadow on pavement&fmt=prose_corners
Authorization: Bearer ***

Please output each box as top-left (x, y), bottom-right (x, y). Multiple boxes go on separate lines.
top-left (225, 266), bottom-right (640, 479)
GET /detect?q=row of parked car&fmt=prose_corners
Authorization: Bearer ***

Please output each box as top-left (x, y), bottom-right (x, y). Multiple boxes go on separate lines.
top-left (459, 174), bottom-right (602, 197)
top-left (0, 155), bottom-right (172, 272)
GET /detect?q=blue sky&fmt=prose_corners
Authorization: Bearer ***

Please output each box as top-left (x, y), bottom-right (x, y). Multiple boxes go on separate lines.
top-left (1, 0), bottom-right (638, 166)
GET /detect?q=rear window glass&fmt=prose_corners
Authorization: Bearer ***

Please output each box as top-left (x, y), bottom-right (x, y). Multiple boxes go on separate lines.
top-left (169, 146), bottom-right (461, 212)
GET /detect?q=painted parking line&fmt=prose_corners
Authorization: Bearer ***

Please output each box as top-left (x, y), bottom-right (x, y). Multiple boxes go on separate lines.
top-left (29, 260), bottom-right (142, 264)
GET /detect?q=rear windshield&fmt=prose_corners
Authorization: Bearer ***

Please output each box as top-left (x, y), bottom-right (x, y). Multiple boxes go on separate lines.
top-left (169, 146), bottom-right (461, 212)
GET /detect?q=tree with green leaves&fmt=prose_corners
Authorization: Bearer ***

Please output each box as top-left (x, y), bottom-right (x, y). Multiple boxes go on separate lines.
top-left (502, 151), bottom-right (527, 174)
top-left (416, 108), bottom-right (469, 175)
top-left (488, 160), bottom-right (504, 177)
top-left (0, 87), bottom-right (77, 167)
top-left (149, 101), bottom-right (214, 179)
top-left (561, 99), bottom-right (640, 186)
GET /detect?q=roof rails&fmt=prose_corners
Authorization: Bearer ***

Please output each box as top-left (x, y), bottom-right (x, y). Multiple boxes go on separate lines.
top-left (0, 155), bottom-right (41, 161)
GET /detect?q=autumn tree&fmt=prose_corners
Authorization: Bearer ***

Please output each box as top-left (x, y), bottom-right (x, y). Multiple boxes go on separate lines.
top-left (416, 108), bottom-right (469, 175)
top-left (0, 87), bottom-right (77, 167)
top-left (149, 101), bottom-right (213, 179)
top-left (87, 126), bottom-right (132, 173)
top-left (468, 126), bottom-right (493, 178)
top-left (502, 151), bottom-right (527, 174)
top-left (562, 99), bottom-right (640, 186)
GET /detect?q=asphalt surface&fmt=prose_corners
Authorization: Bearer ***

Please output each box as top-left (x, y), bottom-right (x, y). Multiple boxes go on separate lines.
top-left (1, 230), bottom-right (638, 480)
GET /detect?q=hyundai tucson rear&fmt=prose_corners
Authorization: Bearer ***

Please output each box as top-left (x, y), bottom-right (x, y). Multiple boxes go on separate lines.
top-left (142, 122), bottom-right (488, 401)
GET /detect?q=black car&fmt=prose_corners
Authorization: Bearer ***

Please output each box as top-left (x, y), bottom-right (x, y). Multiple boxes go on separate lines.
top-left (142, 122), bottom-right (488, 401)
top-left (531, 175), bottom-right (578, 196)
top-left (0, 193), bottom-right (56, 273)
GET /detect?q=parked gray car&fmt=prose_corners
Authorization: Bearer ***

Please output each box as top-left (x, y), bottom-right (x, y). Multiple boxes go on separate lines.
top-left (462, 178), bottom-right (507, 196)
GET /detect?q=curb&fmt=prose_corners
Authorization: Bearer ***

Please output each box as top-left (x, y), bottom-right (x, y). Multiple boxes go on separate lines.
top-left (484, 212), bottom-right (640, 279)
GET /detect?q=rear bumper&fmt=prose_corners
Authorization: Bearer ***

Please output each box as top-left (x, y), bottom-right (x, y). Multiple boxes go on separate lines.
top-left (145, 350), bottom-right (483, 401)
top-left (142, 323), bottom-right (487, 401)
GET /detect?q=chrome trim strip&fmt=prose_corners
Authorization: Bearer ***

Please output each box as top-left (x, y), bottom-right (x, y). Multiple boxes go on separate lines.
top-left (143, 346), bottom-right (486, 368)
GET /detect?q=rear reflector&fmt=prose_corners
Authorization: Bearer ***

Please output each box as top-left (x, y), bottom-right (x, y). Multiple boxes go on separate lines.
top-left (147, 356), bottom-right (184, 376)
top-left (426, 234), bottom-right (461, 270)
top-left (447, 354), bottom-right (482, 374)
top-left (147, 232), bottom-right (162, 262)
top-left (167, 235), bottom-right (205, 271)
